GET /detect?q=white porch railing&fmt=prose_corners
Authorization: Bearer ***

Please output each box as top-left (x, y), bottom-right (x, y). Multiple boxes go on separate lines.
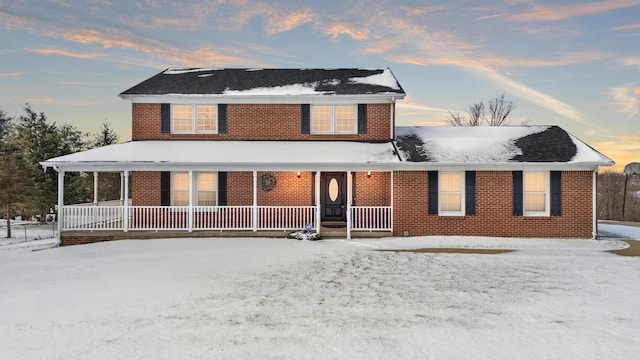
top-left (193, 206), bottom-right (253, 230)
top-left (351, 206), bottom-right (392, 231)
top-left (62, 205), bottom-right (391, 233)
top-left (258, 206), bottom-right (315, 230)
top-left (63, 206), bottom-right (124, 230)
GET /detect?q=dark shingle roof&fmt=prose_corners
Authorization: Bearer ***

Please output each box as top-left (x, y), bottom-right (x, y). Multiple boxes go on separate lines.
top-left (395, 125), bottom-right (612, 165)
top-left (120, 68), bottom-right (405, 96)
top-left (511, 126), bottom-right (576, 162)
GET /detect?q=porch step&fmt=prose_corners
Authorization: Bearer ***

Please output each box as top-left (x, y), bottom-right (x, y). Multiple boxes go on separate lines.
top-left (321, 221), bottom-right (347, 228)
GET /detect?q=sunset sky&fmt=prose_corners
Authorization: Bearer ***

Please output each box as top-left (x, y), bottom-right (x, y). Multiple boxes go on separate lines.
top-left (1, 0), bottom-right (638, 170)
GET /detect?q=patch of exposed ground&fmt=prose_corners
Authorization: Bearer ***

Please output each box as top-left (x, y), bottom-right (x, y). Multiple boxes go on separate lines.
top-left (608, 240), bottom-right (640, 257)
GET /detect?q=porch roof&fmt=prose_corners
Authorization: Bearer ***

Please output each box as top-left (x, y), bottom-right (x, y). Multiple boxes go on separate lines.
top-left (41, 140), bottom-right (402, 172)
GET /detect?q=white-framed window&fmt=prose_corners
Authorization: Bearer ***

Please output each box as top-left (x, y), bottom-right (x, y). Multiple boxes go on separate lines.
top-left (311, 105), bottom-right (356, 134)
top-left (171, 172), bottom-right (218, 206)
top-left (439, 172), bottom-right (465, 216)
top-left (171, 105), bottom-right (217, 133)
top-left (523, 171), bottom-right (549, 216)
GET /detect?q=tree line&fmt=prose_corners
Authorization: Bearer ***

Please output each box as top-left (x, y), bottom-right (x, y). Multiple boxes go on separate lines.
top-left (598, 165), bottom-right (640, 222)
top-left (1, 104), bottom-right (119, 238)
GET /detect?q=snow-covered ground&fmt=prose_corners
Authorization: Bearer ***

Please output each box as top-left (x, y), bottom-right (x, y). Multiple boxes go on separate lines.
top-left (0, 220), bottom-right (58, 247)
top-left (1, 225), bottom-right (639, 359)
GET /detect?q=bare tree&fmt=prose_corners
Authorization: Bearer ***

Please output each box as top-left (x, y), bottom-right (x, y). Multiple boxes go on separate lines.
top-left (597, 170), bottom-right (626, 220)
top-left (448, 94), bottom-right (515, 126)
top-left (487, 93), bottom-right (515, 126)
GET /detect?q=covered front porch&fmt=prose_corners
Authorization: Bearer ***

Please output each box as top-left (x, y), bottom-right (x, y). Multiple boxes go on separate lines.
top-left (41, 140), bottom-right (401, 244)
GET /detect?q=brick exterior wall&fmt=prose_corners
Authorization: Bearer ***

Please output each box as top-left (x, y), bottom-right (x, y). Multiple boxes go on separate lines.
top-left (353, 171), bottom-right (391, 206)
top-left (131, 103), bottom-right (391, 141)
top-left (393, 170), bottom-right (594, 238)
top-left (129, 171), bottom-right (391, 208)
top-left (131, 171), bottom-right (161, 206)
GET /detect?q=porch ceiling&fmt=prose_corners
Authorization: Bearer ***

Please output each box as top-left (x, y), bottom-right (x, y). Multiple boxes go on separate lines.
top-left (41, 140), bottom-right (402, 172)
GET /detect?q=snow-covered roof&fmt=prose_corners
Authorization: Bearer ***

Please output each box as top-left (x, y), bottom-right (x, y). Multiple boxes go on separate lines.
top-left (41, 141), bottom-right (402, 172)
top-left (120, 68), bottom-right (405, 97)
top-left (395, 126), bottom-right (613, 166)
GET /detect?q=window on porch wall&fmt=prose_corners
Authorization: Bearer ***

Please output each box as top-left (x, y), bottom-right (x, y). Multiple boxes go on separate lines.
top-left (171, 172), bottom-right (217, 206)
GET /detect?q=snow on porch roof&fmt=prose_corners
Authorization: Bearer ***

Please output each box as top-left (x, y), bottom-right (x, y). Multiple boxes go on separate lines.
top-left (41, 140), bottom-right (402, 171)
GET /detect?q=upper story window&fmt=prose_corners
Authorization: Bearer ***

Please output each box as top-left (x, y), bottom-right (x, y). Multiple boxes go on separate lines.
top-left (172, 105), bottom-right (217, 133)
top-left (523, 172), bottom-right (549, 216)
top-left (311, 105), bottom-right (356, 134)
top-left (439, 172), bottom-right (465, 216)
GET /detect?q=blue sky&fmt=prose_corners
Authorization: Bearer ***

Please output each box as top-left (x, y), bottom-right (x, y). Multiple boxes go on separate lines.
top-left (1, 0), bottom-right (638, 169)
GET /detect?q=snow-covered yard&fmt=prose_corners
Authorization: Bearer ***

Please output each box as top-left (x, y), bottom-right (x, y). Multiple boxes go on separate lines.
top-left (1, 225), bottom-right (639, 359)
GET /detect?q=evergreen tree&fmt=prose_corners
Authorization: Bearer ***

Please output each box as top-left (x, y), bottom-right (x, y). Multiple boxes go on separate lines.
top-left (92, 122), bottom-right (121, 202)
top-left (0, 110), bottom-right (29, 238)
top-left (15, 104), bottom-right (92, 220)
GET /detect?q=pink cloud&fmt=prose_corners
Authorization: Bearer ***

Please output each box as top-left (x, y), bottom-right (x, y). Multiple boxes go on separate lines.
top-left (508, 0), bottom-right (639, 22)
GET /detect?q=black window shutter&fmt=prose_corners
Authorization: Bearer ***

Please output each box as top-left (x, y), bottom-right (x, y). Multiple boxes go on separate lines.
top-left (218, 172), bottom-right (227, 206)
top-left (551, 171), bottom-right (562, 216)
top-left (161, 103), bottom-right (170, 133)
top-left (513, 171), bottom-right (523, 216)
top-left (218, 104), bottom-right (227, 134)
top-left (465, 171), bottom-right (476, 215)
top-left (160, 172), bottom-right (170, 206)
top-left (357, 104), bottom-right (367, 134)
top-left (428, 171), bottom-right (438, 215)
top-left (301, 104), bottom-right (310, 134)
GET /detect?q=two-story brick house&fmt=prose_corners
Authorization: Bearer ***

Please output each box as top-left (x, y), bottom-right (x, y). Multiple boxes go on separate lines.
top-left (42, 68), bottom-right (613, 246)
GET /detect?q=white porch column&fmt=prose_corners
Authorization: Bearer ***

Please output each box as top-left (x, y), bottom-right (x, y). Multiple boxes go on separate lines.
top-left (120, 172), bottom-right (124, 205)
top-left (93, 171), bottom-right (99, 205)
top-left (390, 170), bottom-right (394, 234)
top-left (315, 171), bottom-right (321, 233)
top-left (346, 171), bottom-right (352, 240)
top-left (57, 169), bottom-right (64, 237)
top-left (188, 170), bottom-right (194, 232)
top-left (252, 171), bottom-right (258, 231)
top-left (123, 170), bottom-right (129, 232)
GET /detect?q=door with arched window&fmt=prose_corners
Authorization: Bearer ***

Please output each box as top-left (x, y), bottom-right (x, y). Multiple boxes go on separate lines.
top-left (321, 172), bottom-right (346, 222)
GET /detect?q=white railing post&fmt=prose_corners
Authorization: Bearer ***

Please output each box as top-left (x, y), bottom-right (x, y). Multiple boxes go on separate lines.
top-left (123, 170), bottom-right (129, 232)
top-left (346, 171), bottom-right (352, 240)
top-left (390, 170), bottom-right (394, 235)
top-left (57, 169), bottom-right (64, 235)
top-left (188, 170), bottom-right (193, 232)
top-left (253, 171), bottom-right (258, 231)
top-left (315, 171), bottom-right (321, 233)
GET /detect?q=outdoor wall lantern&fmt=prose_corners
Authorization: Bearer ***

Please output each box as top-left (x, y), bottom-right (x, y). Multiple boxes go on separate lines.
top-left (296, 171), bottom-right (301, 178)
top-left (367, 171), bottom-right (371, 178)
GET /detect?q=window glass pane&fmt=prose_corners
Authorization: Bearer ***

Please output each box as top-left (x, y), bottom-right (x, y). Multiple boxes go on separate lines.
top-left (173, 105), bottom-right (193, 131)
top-left (311, 105), bottom-right (332, 132)
top-left (197, 173), bottom-right (217, 206)
top-left (197, 105), bottom-right (216, 132)
top-left (173, 192), bottom-right (189, 206)
top-left (525, 193), bottom-right (545, 212)
top-left (440, 173), bottom-right (462, 213)
top-left (173, 173), bottom-right (189, 191)
top-left (440, 173), bottom-right (461, 191)
top-left (172, 173), bottom-right (189, 206)
top-left (440, 193), bottom-right (461, 212)
top-left (524, 172), bottom-right (546, 212)
top-left (197, 173), bottom-right (216, 191)
top-left (525, 173), bottom-right (545, 192)
top-left (335, 106), bottom-right (355, 132)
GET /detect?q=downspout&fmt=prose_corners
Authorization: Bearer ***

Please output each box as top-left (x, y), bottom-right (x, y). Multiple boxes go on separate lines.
top-left (592, 167), bottom-right (600, 240)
